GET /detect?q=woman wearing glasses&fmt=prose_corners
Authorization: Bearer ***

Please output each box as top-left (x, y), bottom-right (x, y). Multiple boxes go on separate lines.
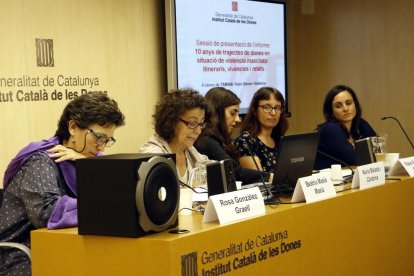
top-left (234, 87), bottom-right (289, 172)
top-left (195, 87), bottom-right (272, 184)
top-left (139, 89), bottom-right (209, 185)
top-left (0, 92), bottom-right (125, 275)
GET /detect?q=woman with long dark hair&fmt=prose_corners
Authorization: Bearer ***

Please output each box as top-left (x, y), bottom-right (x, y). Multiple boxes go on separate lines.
top-left (195, 87), bottom-right (271, 184)
top-left (314, 84), bottom-right (377, 169)
top-left (234, 87), bottom-right (289, 172)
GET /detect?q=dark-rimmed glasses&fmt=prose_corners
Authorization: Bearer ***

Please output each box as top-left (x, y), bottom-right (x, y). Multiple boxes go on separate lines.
top-left (258, 104), bottom-right (284, 113)
top-left (88, 128), bottom-right (116, 147)
top-left (179, 118), bottom-right (206, 129)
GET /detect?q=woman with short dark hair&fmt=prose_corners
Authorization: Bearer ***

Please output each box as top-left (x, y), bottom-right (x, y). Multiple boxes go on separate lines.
top-left (0, 92), bottom-right (125, 275)
top-left (139, 89), bottom-right (209, 185)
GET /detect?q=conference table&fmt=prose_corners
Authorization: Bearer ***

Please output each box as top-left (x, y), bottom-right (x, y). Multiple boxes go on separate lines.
top-left (31, 177), bottom-right (414, 275)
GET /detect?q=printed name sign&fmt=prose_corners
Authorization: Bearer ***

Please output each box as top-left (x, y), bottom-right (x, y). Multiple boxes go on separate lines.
top-left (352, 162), bottom-right (385, 189)
top-left (291, 173), bottom-right (336, 203)
top-left (388, 156), bottom-right (414, 176)
top-left (202, 187), bottom-right (265, 224)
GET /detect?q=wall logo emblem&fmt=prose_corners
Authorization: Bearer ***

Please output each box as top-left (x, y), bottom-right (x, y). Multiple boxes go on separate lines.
top-left (232, 1), bottom-right (238, 12)
top-left (36, 39), bottom-right (54, 67)
top-left (181, 251), bottom-right (198, 276)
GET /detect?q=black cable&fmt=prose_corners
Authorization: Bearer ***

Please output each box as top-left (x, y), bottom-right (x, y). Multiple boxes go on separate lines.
top-left (67, 130), bottom-right (89, 153)
top-left (240, 131), bottom-right (280, 205)
top-left (179, 180), bottom-right (208, 193)
top-left (317, 150), bottom-right (355, 176)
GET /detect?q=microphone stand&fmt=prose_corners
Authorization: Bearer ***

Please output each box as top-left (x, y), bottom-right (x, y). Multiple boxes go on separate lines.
top-left (241, 132), bottom-right (280, 205)
top-left (381, 116), bottom-right (414, 151)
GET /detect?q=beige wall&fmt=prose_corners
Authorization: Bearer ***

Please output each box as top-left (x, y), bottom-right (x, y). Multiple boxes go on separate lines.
top-left (0, 0), bottom-right (166, 187)
top-left (286, 0), bottom-right (414, 158)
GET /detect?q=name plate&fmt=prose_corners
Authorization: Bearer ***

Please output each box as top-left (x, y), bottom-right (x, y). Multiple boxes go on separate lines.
top-left (291, 172), bottom-right (336, 203)
top-left (202, 187), bottom-right (265, 224)
top-left (388, 156), bottom-right (414, 176)
top-left (352, 162), bottom-right (385, 189)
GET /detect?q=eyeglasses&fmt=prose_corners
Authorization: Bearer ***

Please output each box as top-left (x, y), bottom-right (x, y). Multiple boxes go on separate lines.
top-left (258, 104), bottom-right (284, 113)
top-left (88, 128), bottom-right (116, 147)
top-left (179, 118), bottom-right (206, 129)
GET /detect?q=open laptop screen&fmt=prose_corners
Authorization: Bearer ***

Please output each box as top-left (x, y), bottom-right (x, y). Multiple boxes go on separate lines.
top-left (271, 132), bottom-right (320, 195)
top-left (355, 137), bottom-right (376, 166)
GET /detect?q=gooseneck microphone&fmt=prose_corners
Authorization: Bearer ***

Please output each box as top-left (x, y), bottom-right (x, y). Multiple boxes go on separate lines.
top-left (381, 116), bottom-right (414, 151)
top-left (241, 131), bottom-right (280, 205)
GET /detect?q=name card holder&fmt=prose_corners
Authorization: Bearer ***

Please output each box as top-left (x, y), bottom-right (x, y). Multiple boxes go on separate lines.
top-left (352, 162), bottom-right (385, 189)
top-left (202, 187), bottom-right (265, 224)
top-left (291, 172), bottom-right (336, 203)
top-left (388, 156), bottom-right (414, 177)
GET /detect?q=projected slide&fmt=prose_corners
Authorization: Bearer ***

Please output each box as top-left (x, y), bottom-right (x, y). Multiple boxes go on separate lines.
top-left (175, 0), bottom-right (286, 111)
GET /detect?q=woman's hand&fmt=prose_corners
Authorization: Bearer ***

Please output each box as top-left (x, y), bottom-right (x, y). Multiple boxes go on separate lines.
top-left (47, 145), bottom-right (86, 162)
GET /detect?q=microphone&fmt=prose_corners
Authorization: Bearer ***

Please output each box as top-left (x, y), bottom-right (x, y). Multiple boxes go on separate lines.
top-left (381, 116), bottom-right (414, 151)
top-left (317, 150), bottom-right (354, 183)
top-left (241, 131), bottom-right (280, 205)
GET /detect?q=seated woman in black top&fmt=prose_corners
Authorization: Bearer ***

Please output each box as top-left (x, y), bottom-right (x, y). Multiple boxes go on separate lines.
top-left (194, 87), bottom-right (270, 184)
top-left (315, 85), bottom-right (377, 169)
top-left (234, 87), bottom-right (289, 173)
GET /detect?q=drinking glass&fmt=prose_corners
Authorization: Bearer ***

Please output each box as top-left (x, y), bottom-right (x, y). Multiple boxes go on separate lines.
top-left (371, 135), bottom-right (387, 163)
top-left (189, 160), bottom-right (215, 188)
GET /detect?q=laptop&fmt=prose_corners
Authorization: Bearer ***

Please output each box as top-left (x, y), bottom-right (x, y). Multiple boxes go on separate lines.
top-left (355, 137), bottom-right (376, 166)
top-left (270, 132), bottom-right (320, 195)
top-left (243, 132), bottom-right (320, 197)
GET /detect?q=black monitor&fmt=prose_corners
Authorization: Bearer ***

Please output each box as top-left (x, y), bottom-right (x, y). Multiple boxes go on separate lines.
top-left (355, 137), bottom-right (376, 166)
top-left (206, 159), bottom-right (237, 197)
